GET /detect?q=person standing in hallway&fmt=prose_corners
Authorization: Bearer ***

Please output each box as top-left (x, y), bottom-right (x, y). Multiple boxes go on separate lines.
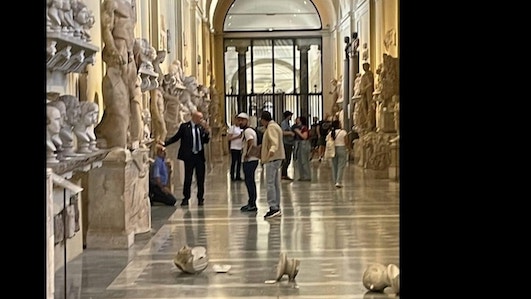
top-left (237, 112), bottom-right (260, 212)
top-left (227, 114), bottom-right (243, 181)
top-left (164, 111), bottom-right (211, 206)
top-left (280, 110), bottom-right (295, 180)
top-left (260, 111), bottom-right (285, 219)
top-left (149, 144), bottom-right (178, 206)
top-left (292, 116), bottom-right (312, 181)
top-left (327, 120), bottom-right (349, 188)
top-left (316, 113), bottom-right (333, 161)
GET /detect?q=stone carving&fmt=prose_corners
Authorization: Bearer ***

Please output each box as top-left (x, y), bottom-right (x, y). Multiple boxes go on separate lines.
top-left (208, 78), bottom-right (223, 131)
top-left (95, 0), bottom-right (142, 150)
top-left (197, 84), bottom-right (210, 120)
top-left (173, 245), bottom-right (209, 274)
top-left (47, 100), bottom-right (67, 160)
top-left (275, 252), bottom-right (300, 282)
top-left (149, 87), bottom-right (167, 143)
top-left (142, 108), bottom-right (152, 141)
top-left (58, 95), bottom-right (80, 156)
top-left (360, 131), bottom-right (391, 170)
top-left (329, 78), bottom-right (341, 115)
top-left (360, 62), bottom-right (375, 132)
top-left (161, 60), bottom-right (187, 136)
top-left (362, 263), bottom-right (399, 294)
top-left (361, 42), bottom-right (369, 62)
top-left (71, 0), bottom-right (95, 42)
top-left (47, 104), bottom-right (63, 163)
top-left (373, 54), bottom-right (399, 133)
top-left (152, 50), bottom-right (167, 86)
top-left (46, 0), bottom-right (95, 42)
top-left (134, 38), bottom-right (159, 92)
top-left (74, 101), bottom-right (99, 153)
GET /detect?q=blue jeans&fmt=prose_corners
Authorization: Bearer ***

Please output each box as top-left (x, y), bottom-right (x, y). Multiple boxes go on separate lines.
top-left (265, 159), bottom-right (282, 211)
top-left (243, 160), bottom-right (259, 206)
top-left (331, 146), bottom-right (347, 184)
top-left (295, 140), bottom-right (312, 180)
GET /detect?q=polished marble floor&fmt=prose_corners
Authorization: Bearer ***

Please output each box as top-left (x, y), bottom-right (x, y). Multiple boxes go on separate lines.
top-left (55, 156), bottom-right (399, 299)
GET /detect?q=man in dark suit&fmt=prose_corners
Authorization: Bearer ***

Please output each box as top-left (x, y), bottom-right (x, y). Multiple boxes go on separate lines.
top-left (164, 111), bottom-right (211, 206)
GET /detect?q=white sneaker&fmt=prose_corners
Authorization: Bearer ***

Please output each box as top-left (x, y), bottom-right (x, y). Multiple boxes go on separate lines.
top-left (335, 183), bottom-right (342, 188)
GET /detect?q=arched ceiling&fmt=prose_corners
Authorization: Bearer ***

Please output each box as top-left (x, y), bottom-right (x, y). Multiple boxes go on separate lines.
top-left (208, 0), bottom-right (337, 34)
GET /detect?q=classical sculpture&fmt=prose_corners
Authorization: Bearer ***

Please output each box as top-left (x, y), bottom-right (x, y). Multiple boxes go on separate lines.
top-left (275, 253), bottom-right (300, 282)
top-left (95, 0), bottom-right (142, 150)
top-left (47, 100), bottom-right (67, 160)
top-left (149, 87), bottom-right (167, 143)
top-left (362, 263), bottom-right (399, 294)
top-left (329, 78), bottom-right (341, 115)
top-left (58, 94), bottom-right (80, 156)
top-left (71, 0), bottom-right (95, 41)
top-left (208, 77), bottom-right (222, 129)
top-left (47, 104), bottom-right (63, 163)
top-left (74, 101), bottom-right (99, 153)
top-left (161, 60), bottom-right (187, 136)
top-left (173, 245), bottom-right (209, 274)
top-left (360, 62), bottom-right (375, 131)
top-left (134, 38), bottom-right (158, 91)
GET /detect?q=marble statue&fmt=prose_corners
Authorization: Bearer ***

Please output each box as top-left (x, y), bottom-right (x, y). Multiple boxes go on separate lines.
top-left (149, 87), bottom-right (167, 143)
top-left (173, 245), bottom-right (209, 274)
top-left (360, 63), bottom-right (375, 131)
top-left (71, 0), bottom-right (95, 41)
top-left (46, 0), bottom-right (63, 32)
top-left (47, 100), bottom-right (67, 160)
top-left (47, 104), bottom-right (63, 163)
top-left (180, 76), bottom-right (200, 115)
top-left (275, 253), bottom-right (300, 282)
top-left (362, 263), bottom-right (399, 294)
top-left (361, 42), bottom-right (369, 62)
top-left (197, 84), bottom-right (210, 119)
top-left (74, 101), bottom-right (99, 153)
top-left (329, 78), bottom-right (341, 115)
top-left (134, 38), bottom-right (158, 91)
top-left (142, 108), bottom-right (151, 141)
top-left (58, 94), bottom-right (80, 156)
top-left (59, 0), bottom-right (76, 35)
top-left (95, 0), bottom-right (142, 150)
top-left (161, 61), bottom-right (187, 136)
top-left (152, 50), bottom-right (167, 86)
top-left (208, 78), bottom-right (222, 129)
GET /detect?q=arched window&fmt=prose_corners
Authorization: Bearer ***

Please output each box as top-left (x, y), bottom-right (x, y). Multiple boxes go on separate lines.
top-left (224, 0), bottom-right (321, 32)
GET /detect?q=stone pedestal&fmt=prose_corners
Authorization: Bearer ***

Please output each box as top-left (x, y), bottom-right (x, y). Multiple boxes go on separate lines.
top-left (46, 169), bottom-right (54, 299)
top-left (86, 148), bottom-right (151, 249)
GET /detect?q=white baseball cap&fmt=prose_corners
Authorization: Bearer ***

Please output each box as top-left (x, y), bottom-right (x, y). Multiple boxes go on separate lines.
top-left (237, 112), bottom-right (249, 119)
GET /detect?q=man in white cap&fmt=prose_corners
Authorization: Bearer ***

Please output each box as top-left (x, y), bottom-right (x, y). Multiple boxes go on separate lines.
top-left (237, 112), bottom-right (260, 212)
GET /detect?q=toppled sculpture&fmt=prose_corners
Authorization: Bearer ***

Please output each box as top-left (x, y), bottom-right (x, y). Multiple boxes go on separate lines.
top-left (362, 263), bottom-right (399, 294)
top-left (173, 245), bottom-right (208, 274)
top-left (275, 252), bottom-right (300, 282)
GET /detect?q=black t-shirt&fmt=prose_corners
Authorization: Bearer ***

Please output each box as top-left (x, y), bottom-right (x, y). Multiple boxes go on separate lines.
top-left (318, 120), bottom-right (331, 136)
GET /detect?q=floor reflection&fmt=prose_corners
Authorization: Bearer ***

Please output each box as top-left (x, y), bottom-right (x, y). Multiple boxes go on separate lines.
top-left (57, 160), bottom-right (399, 298)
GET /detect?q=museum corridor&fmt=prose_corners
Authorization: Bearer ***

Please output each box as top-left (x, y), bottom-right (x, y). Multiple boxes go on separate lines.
top-left (55, 158), bottom-right (399, 299)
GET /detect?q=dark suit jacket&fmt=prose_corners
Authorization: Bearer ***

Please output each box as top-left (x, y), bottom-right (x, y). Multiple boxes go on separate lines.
top-left (165, 121), bottom-right (210, 162)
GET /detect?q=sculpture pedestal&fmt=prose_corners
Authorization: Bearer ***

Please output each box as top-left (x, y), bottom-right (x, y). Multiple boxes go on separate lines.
top-left (86, 148), bottom-right (151, 249)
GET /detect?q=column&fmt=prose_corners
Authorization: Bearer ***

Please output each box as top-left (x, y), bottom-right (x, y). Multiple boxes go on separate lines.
top-left (298, 45), bottom-right (310, 117)
top-left (236, 46), bottom-right (248, 112)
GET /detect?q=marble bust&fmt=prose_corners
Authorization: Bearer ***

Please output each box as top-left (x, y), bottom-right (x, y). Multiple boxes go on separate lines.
top-left (47, 104), bottom-right (62, 163)
top-left (74, 101), bottom-right (99, 153)
top-left (58, 94), bottom-right (80, 156)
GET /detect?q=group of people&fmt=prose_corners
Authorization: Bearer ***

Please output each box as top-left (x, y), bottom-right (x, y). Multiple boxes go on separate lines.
top-left (149, 109), bottom-right (350, 221)
top-left (226, 111), bottom-right (284, 219)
